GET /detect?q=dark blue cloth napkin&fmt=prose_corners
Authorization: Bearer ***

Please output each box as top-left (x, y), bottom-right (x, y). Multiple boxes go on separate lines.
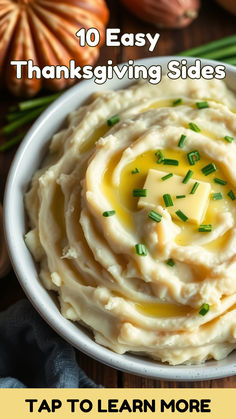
top-left (0, 299), bottom-right (99, 388)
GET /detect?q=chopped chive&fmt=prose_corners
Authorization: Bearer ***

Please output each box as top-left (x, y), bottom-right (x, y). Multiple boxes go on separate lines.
top-left (102, 210), bottom-right (116, 217)
top-left (199, 303), bottom-right (210, 316)
top-left (189, 122), bottom-right (201, 132)
top-left (135, 243), bottom-right (147, 256)
top-left (155, 149), bottom-right (164, 163)
top-left (163, 194), bottom-right (173, 207)
top-left (183, 169), bottom-right (193, 184)
top-left (173, 98), bottom-right (182, 106)
top-left (201, 162), bottom-right (217, 176)
top-left (176, 195), bottom-right (186, 199)
top-left (224, 135), bottom-right (234, 143)
top-left (107, 115), bottom-right (120, 127)
top-left (227, 190), bottom-right (236, 200)
top-left (178, 134), bottom-right (187, 148)
top-left (163, 158), bottom-right (179, 166)
top-left (166, 258), bottom-right (175, 267)
top-left (131, 168), bottom-right (140, 174)
top-left (190, 182), bottom-right (200, 194)
top-left (175, 209), bottom-right (188, 222)
top-left (187, 150), bottom-right (200, 165)
top-left (198, 224), bottom-right (212, 232)
top-left (214, 177), bottom-right (227, 185)
top-left (222, 57), bottom-right (236, 65)
top-left (161, 173), bottom-right (173, 181)
top-left (196, 101), bottom-right (209, 109)
top-left (148, 210), bottom-right (162, 223)
top-left (133, 188), bottom-right (147, 197)
top-left (212, 192), bottom-right (223, 200)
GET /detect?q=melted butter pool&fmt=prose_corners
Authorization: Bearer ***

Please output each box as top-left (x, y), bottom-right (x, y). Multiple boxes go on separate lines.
top-left (102, 147), bottom-right (234, 249)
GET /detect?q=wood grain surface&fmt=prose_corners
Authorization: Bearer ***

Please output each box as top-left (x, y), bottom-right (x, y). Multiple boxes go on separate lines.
top-left (0, 0), bottom-right (236, 388)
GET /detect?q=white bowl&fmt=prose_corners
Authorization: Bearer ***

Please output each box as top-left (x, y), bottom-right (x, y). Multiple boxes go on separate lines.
top-left (4, 57), bottom-right (236, 381)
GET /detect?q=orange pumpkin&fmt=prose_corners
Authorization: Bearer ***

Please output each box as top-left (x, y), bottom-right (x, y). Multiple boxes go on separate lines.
top-left (0, 0), bottom-right (109, 97)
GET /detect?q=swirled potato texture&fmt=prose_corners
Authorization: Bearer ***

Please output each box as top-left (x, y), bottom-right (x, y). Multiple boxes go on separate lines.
top-left (25, 77), bottom-right (236, 364)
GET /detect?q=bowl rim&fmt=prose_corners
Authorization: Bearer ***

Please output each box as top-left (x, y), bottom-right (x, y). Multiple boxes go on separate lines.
top-left (4, 56), bottom-right (236, 381)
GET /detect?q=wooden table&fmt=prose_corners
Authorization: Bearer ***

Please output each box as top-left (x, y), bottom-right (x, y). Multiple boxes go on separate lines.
top-left (0, 0), bottom-right (236, 388)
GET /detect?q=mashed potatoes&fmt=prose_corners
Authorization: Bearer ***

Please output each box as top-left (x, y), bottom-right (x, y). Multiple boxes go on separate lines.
top-left (25, 76), bottom-right (236, 365)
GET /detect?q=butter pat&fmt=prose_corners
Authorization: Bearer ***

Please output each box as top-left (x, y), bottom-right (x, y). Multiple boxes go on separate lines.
top-left (138, 169), bottom-right (210, 224)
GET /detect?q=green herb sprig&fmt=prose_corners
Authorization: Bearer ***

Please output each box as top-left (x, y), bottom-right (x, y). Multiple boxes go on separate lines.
top-left (0, 92), bottom-right (62, 152)
top-left (148, 210), bottom-right (162, 223)
top-left (178, 34), bottom-right (236, 65)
